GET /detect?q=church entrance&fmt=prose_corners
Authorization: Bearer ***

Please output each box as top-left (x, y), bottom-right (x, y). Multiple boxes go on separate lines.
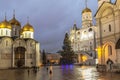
top-left (14, 47), bottom-right (26, 68)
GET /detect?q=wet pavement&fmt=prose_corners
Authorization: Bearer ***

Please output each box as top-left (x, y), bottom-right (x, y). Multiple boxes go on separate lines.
top-left (0, 65), bottom-right (120, 80)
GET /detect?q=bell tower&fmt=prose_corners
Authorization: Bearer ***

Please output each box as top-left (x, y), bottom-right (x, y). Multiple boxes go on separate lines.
top-left (82, 0), bottom-right (93, 28)
top-left (98, 0), bottom-right (110, 8)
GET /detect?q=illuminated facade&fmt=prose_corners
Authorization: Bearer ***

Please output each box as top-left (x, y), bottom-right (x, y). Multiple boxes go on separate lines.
top-left (0, 13), bottom-right (40, 69)
top-left (46, 53), bottom-right (62, 64)
top-left (69, 7), bottom-right (97, 65)
top-left (95, 0), bottom-right (120, 65)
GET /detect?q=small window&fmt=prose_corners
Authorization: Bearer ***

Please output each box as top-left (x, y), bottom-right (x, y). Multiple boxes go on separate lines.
top-left (78, 32), bottom-right (80, 34)
top-left (88, 28), bottom-right (92, 32)
top-left (109, 24), bottom-right (111, 32)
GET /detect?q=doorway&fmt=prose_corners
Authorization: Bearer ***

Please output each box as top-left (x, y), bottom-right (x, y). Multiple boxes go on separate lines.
top-left (14, 47), bottom-right (26, 67)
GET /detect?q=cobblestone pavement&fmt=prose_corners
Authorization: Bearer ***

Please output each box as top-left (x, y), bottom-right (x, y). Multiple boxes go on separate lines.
top-left (0, 65), bottom-right (120, 80)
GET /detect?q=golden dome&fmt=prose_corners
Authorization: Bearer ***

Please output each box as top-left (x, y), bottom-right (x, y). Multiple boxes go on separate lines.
top-left (22, 23), bottom-right (34, 32)
top-left (82, 8), bottom-right (91, 14)
top-left (9, 17), bottom-right (21, 26)
top-left (0, 19), bottom-right (12, 29)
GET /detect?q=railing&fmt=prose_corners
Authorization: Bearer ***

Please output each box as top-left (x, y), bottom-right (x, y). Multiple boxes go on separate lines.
top-left (96, 65), bottom-right (106, 72)
top-left (112, 64), bottom-right (120, 72)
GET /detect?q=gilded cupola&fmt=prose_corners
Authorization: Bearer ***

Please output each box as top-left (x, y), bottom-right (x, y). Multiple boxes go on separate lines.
top-left (9, 10), bottom-right (21, 26)
top-left (82, 8), bottom-right (91, 14)
top-left (22, 23), bottom-right (34, 32)
top-left (0, 19), bottom-right (12, 29)
top-left (9, 17), bottom-right (21, 26)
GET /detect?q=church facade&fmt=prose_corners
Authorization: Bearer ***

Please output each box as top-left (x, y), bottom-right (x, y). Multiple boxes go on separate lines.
top-left (0, 14), bottom-right (40, 69)
top-left (95, 0), bottom-right (120, 65)
top-left (69, 6), bottom-right (97, 65)
top-left (69, 0), bottom-right (120, 66)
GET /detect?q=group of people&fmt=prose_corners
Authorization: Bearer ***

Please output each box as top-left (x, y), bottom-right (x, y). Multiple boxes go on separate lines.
top-left (27, 67), bottom-right (39, 75)
top-left (27, 66), bottom-right (53, 76)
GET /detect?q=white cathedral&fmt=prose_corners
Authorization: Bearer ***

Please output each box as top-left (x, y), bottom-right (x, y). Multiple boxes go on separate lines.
top-left (69, 0), bottom-right (120, 66)
top-left (0, 13), bottom-right (40, 69)
top-left (69, 6), bottom-right (96, 65)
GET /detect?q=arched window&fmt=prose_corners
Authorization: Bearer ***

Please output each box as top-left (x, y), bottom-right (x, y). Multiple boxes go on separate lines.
top-left (88, 28), bottom-right (92, 32)
top-left (108, 45), bottom-right (112, 55)
top-left (109, 24), bottom-right (111, 32)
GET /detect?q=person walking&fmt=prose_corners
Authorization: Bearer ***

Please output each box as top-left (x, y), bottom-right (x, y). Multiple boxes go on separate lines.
top-left (27, 69), bottom-right (30, 76)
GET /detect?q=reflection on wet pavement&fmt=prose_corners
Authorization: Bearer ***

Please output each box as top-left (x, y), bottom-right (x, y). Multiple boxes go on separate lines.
top-left (0, 65), bottom-right (120, 80)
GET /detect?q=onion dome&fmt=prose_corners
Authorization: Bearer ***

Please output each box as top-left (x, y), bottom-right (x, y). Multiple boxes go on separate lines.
top-left (0, 19), bottom-right (12, 29)
top-left (22, 23), bottom-right (34, 32)
top-left (9, 17), bottom-right (21, 26)
top-left (82, 8), bottom-right (91, 14)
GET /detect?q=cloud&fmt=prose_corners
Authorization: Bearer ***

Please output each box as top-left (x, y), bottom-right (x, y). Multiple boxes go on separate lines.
top-left (0, 0), bottom-right (98, 53)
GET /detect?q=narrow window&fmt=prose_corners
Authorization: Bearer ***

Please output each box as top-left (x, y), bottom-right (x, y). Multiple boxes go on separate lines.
top-left (1, 30), bottom-right (3, 35)
top-left (108, 45), bottom-right (112, 55)
top-left (29, 33), bottom-right (31, 38)
top-left (25, 33), bottom-right (27, 38)
top-left (15, 29), bottom-right (17, 35)
top-left (109, 24), bottom-right (111, 32)
top-left (6, 30), bottom-right (8, 35)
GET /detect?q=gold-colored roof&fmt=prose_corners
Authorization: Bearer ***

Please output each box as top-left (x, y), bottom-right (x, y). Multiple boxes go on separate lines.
top-left (22, 23), bottom-right (34, 32)
top-left (0, 19), bottom-right (12, 29)
top-left (82, 8), bottom-right (91, 14)
top-left (9, 17), bottom-right (21, 26)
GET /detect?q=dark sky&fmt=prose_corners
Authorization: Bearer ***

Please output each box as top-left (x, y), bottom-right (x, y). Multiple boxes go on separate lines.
top-left (0, 0), bottom-right (115, 53)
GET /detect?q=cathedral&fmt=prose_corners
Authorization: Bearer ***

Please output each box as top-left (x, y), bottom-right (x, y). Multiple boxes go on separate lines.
top-left (0, 12), bottom-right (40, 69)
top-left (95, 0), bottom-right (120, 65)
top-left (69, 0), bottom-right (120, 66)
top-left (69, 4), bottom-right (97, 65)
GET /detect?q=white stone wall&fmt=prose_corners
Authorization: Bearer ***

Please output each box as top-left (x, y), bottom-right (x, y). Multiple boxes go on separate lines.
top-left (70, 26), bottom-right (96, 52)
top-left (0, 37), bottom-right (13, 68)
top-left (35, 42), bottom-right (40, 67)
top-left (95, 0), bottom-right (120, 64)
top-left (25, 39), bottom-right (36, 67)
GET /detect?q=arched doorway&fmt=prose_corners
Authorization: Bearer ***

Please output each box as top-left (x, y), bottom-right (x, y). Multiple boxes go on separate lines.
top-left (14, 47), bottom-right (26, 67)
top-left (102, 42), bottom-right (116, 64)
